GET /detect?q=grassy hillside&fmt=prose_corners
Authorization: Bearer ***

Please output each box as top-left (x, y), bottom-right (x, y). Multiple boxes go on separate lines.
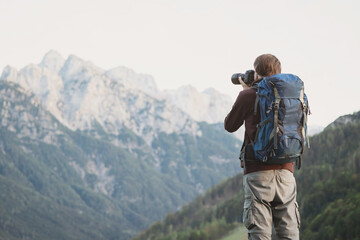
top-left (221, 226), bottom-right (247, 240)
top-left (133, 111), bottom-right (360, 240)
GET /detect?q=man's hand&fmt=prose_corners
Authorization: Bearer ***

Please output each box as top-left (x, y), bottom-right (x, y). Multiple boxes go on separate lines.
top-left (239, 79), bottom-right (250, 90)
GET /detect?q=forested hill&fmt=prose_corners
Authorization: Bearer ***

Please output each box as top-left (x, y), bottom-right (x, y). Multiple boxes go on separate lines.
top-left (297, 111), bottom-right (360, 239)
top-left (133, 111), bottom-right (360, 240)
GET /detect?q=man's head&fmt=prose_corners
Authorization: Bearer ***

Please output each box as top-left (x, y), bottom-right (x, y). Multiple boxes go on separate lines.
top-left (253, 54), bottom-right (281, 78)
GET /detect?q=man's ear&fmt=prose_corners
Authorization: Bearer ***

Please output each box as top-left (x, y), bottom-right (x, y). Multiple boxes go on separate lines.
top-left (255, 72), bottom-right (262, 81)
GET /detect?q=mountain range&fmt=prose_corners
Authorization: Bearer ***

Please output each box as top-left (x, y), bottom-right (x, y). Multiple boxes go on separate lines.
top-left (0, 51), bottom-right (243, 239)
top-left (1, 50), bottom-right (235, 133)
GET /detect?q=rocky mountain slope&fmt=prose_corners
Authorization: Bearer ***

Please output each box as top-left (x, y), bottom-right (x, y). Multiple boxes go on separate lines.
top-left (0, 50), bottom-right (243, 192)
top-left (1, 50), bottom-right (234, 137)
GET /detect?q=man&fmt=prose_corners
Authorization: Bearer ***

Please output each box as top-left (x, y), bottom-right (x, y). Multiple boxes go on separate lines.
top-left (224, 54), bottom-right (300, 240)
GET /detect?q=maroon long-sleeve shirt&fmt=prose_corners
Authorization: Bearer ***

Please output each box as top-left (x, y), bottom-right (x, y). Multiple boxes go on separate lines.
top-left (224, 83), bottom-right (294, 174)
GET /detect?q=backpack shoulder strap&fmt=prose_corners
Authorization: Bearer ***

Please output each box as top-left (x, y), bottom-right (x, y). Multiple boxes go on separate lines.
top-left (250, 82), bottom-right (259, 90)
top-left (251, 82), bottom-right (260, 116)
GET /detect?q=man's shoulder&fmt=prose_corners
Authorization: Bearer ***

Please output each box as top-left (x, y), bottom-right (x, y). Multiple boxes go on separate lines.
top-left (238, 88), bottom-right (257, 98)
top-left (234, 88), bottom-right (257, 106)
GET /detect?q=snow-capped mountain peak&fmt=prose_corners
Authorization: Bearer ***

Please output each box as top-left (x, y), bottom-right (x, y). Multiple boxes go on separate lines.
top-left (0, 50), bottom-right (239, 142)
top-left (59, 54), bottom-right (103, 82)
top-left (39, 50), bottom-right (65, 73)
top-left (0, 65), bottom-right (18, 82)
top-left (163, 85), bottom-right (233, 124)
top-left (105, 66), bottom-right (158, 97)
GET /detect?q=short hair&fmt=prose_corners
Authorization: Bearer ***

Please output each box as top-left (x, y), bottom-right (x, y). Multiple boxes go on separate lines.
top-left (253, 54), bottom-right (281, 77)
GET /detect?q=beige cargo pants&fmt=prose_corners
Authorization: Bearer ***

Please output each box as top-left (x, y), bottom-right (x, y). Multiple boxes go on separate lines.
top-left (243, 169), bottom-right (300, 240)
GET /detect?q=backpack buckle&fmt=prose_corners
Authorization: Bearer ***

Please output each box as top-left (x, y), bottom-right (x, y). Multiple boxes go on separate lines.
top-left (273, 102), bottom-right (280, 109)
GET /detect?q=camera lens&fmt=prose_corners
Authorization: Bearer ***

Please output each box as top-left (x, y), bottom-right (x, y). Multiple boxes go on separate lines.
top-left (231, 73), bottom-right (242, 85)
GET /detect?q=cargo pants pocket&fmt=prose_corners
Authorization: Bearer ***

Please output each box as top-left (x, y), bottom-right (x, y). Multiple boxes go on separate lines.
top-left (243, 199), bottom-right (255, 230)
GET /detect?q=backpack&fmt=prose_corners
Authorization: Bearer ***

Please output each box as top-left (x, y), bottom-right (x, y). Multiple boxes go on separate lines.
top-left (250, 73), bottom-right (309, 167)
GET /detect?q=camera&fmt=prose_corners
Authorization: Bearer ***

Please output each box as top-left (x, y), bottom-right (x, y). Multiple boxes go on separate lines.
top-left (231, 70), bottom-right (255, 86)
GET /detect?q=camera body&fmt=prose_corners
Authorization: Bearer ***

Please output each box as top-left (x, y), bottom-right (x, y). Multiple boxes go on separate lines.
top-left (231, 70), bottom-right (255, 86)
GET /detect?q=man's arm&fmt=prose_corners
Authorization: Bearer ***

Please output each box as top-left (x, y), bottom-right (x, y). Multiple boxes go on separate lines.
top-left (224, 90), bottom-right (252, 133)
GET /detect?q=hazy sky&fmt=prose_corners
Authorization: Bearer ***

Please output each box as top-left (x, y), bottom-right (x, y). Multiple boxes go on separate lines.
top-left (0, 0), bottom-right (359, 127)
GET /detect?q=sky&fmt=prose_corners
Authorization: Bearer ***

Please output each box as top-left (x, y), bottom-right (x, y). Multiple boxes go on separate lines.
top-left (0, 0), bottom-right (359, 127)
